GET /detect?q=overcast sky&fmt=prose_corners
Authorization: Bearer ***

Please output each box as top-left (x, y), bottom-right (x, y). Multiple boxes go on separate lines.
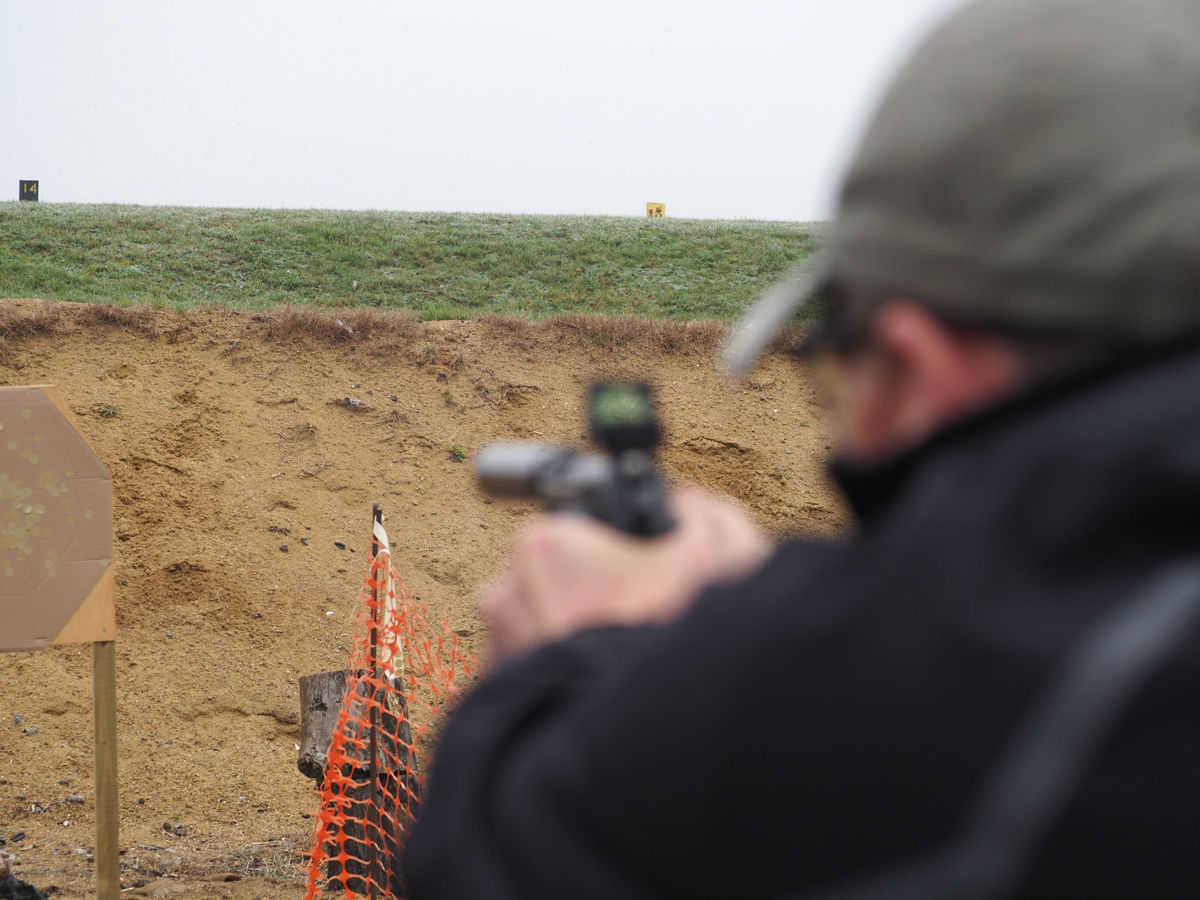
top-left (1, 0), bottom-right (968, 221)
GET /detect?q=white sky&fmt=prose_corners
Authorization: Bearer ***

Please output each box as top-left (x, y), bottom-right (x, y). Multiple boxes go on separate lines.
top-left (1, 0), bottom-right (968, 221)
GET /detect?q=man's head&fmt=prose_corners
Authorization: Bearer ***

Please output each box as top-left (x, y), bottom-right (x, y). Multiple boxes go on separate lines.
top-left (815, 300), bottom-right (1026, 461)
top-left (727, 0), bottom-right (1200, 459)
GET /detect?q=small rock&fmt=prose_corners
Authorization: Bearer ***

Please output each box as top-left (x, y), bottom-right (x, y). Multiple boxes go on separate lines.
top-left (334, 541), bottom-right (346, 550)
top-left (166, 631), bottom-right (175, 638)
top-left (300, 538), bottom-right (309, 546)
top-left (22, 727), bottom-right (38, 736)
top-left (66, 794), bottom-right (85, 804)
top-left (390, 396), bottom-right (398, 403)
top-left (72, 847), bottom-right (90, 856)
top-left (11, 715), bottom-right (21, 727)
top-left (137, 798), bottom-right (145, 805)
top-left (279, 544), bottom-right (289, 553)
top-left (11, 832), bottom-right (24, 843)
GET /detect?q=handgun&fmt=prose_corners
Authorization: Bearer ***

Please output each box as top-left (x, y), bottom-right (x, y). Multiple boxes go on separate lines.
top-left (474, 382), bottom-right (674, 537)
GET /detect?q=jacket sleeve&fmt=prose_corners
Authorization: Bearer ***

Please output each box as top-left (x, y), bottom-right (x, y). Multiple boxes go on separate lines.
top-left (401, 540), bottom-right (1016, 899)
top-left (402, 624), bottom-right (672, 899)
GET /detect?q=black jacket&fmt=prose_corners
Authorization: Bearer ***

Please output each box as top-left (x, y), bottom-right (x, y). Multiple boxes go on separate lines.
top-left (404, 344), bottom-right (1200, 899)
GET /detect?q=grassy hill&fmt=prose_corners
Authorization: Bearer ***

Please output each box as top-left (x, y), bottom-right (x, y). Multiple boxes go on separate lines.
top-left (0, 203), bottom-right (821, 320)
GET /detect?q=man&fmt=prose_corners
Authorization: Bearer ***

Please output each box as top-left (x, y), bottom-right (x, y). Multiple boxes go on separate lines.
top-left (404, 0), bottom-right (1200, 896)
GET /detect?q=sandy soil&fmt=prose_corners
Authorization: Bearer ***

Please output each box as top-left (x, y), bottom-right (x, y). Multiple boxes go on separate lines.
top-left (0, 299), bottom-right (844, 898)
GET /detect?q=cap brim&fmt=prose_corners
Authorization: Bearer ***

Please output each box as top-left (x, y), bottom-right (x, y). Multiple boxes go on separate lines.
top-left (721, 255), bottom-right (826, 376)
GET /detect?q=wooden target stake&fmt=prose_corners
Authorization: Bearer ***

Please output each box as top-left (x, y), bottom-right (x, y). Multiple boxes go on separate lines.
top-left (367, 502), bottom-right (383, 899)
top-left (93, 640), bottom-right (119, 897)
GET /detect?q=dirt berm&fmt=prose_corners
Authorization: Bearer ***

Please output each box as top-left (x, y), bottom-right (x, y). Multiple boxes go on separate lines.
top-left (0, 300), bottom-right (843, 898)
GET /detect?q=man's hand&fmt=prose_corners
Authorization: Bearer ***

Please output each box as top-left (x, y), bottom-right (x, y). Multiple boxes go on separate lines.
top-left (483, 487), bottom-right (772, 662)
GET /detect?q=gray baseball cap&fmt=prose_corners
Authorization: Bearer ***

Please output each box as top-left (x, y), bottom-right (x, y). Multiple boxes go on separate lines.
top-left (724, 0), bottom-right (1200, 375)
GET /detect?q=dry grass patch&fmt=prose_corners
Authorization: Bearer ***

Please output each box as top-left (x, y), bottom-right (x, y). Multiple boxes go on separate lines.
top-left (263, 307), bottom-right (354, 342)
top-left (480, 312), bottom-right (731, 356)
top-left (546, 314), bottom-right (727, 354)
top-left (74, 302), bottom-right (157, 334)
top-left (478, 313), bottom-right (531, 334)
top-left (264, 306), bottom-right (422, 355)
top-left (0, 300), bottom-right (64, 339)
top-left (480, 312), bottom-right (808, 364)
top-left (479, 313), bottom-right (539, 353)
top-left (768, 324), bottom-right (809, 357)
top-left (654, 319), bottom-right (728, 353)
top-left (0, 301), bottom-right (65, 363)
top-left (120, 837), bottom-right (306, 885)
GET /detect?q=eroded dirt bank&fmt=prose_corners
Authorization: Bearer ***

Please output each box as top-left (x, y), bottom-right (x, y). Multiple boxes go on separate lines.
top-left (0, 300), bottom-right (843, 897)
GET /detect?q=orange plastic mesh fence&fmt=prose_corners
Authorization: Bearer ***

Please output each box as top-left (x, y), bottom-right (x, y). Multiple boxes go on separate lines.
top-left (304, 537), bottom-right (479, 899)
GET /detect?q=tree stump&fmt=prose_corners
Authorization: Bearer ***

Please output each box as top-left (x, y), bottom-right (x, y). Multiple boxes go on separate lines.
top-left (298, 670), bottom-right (352, 782)
top-left (298, 670), bottom-right (421, 895)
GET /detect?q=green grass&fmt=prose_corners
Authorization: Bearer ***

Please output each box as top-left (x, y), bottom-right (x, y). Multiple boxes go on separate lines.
top-left (0, 203), bottom-right (822, 321)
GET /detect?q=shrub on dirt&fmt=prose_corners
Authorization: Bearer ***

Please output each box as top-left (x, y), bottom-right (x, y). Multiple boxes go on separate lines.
top-left (264, 306), bottom-right (421, 355)
top-left (546, 313), bottom-right (727, 354)
top-left (74, 302), bottom-right (157, 334)
top-left (0, 300), bottom-right (63, 339)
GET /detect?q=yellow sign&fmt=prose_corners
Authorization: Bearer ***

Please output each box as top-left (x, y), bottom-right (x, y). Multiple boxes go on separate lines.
top-left (646, 203), bottom-right (665, 218)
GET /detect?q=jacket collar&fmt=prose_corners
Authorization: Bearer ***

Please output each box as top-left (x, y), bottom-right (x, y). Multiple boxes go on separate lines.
top-left (829, 334), bottom-right (1200, 524)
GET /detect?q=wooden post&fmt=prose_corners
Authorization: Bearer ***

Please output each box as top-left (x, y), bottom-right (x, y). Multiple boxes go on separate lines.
top-left (298, 668), bottom-right (412, 894)
top-left (298, 670), bottom-right (351, 782)
top-left (298, 504), bottom-right (419, 896)
top-left (367, 503), bottom-right (383, 899)
top-left (93, 640), bottom-right (119, 900)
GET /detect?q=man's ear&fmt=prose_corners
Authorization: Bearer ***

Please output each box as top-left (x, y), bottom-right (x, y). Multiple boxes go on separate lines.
top-left (869, 301), bottom-right (1021, 449)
